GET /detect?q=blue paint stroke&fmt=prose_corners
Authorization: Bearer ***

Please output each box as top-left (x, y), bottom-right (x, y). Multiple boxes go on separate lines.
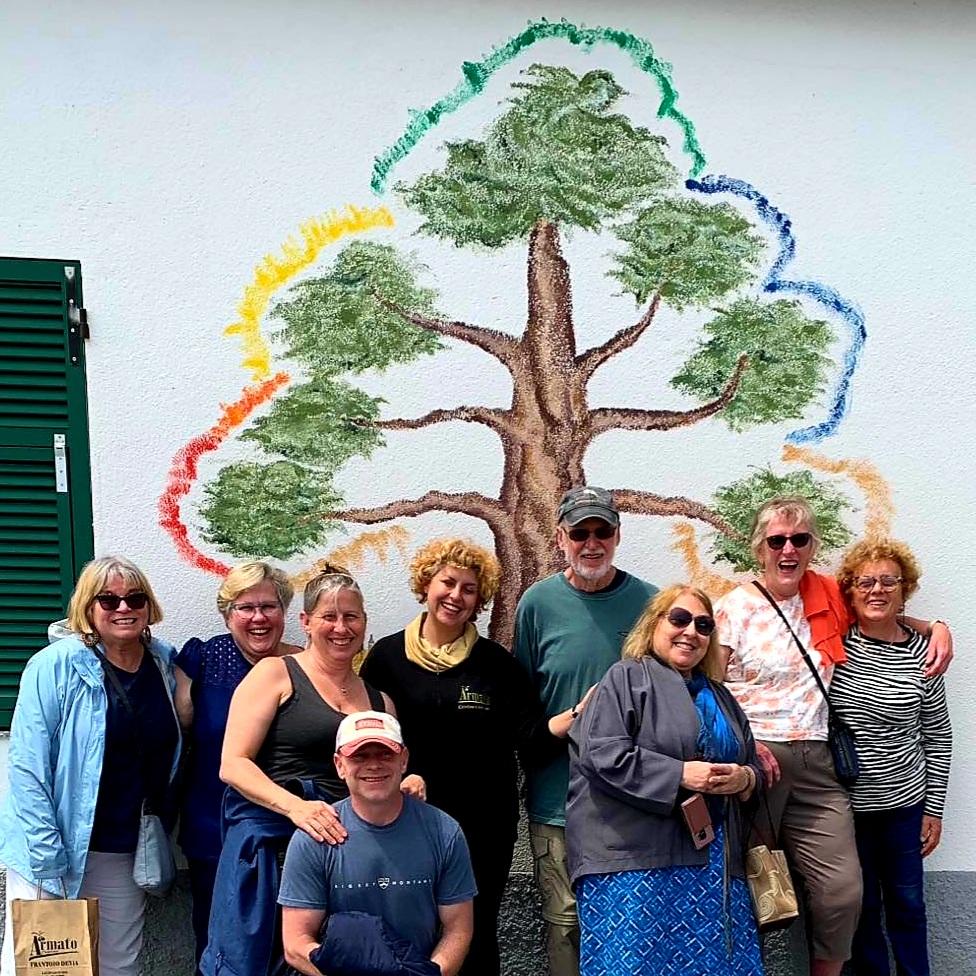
top-left (687, 175), bottom-right (866, 444)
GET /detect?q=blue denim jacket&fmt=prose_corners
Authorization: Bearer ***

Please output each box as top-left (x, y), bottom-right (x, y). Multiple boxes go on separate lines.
top-left (0, 635), bottom-right (181, 897)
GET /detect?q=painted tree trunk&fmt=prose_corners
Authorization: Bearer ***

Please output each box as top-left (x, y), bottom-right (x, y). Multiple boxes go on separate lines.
top-left (487, 220), bottom-right (593, 645)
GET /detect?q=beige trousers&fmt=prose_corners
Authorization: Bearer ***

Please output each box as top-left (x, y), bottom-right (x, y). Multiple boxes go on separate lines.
top-left (528, 822), bottom-right (580, 976)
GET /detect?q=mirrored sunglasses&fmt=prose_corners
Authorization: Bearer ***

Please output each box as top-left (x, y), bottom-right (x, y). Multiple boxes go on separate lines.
top-left (666, 607), bottom-right (716, 636)
top-left (93, 591), bottom-right (149, 611)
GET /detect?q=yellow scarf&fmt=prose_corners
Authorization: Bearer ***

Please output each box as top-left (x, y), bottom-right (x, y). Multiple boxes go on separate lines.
top-left (404, 613), bottom-right (478, 672)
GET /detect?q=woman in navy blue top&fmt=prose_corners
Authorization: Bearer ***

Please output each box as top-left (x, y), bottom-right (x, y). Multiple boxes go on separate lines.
top-left (174, 561), bottom-right (301, 973)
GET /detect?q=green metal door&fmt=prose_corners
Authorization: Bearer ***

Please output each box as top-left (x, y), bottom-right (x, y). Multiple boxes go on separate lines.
top-left (0, 258), bottom-right (93, 727)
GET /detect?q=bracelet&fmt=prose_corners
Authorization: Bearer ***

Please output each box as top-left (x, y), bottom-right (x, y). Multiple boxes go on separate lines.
top-left (570, 704), bottom-right (580, 719)
top-left (931, 619), bottom-right (949, 632)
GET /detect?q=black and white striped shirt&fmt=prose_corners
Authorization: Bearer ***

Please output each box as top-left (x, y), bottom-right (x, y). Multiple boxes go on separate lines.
top-left (829, 625), bottom-right (952, 817)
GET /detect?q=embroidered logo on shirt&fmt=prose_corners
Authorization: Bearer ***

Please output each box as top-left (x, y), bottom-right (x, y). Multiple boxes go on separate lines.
top-left (457, 685), bottom-right (490, 711)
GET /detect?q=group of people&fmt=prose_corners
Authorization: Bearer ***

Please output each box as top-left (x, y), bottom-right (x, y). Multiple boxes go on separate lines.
top-left (0, 487), bottom-right (953, 976)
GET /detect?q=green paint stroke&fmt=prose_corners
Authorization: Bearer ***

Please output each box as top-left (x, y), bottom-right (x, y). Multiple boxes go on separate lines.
top-left (371, 17), bottom-right (707, 194)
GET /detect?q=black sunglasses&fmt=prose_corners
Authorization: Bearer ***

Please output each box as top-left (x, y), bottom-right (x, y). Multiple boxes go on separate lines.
top-left (93, 591), bottom-right (149, 611)
top-left (666, 607), bottom-right (716, 636)
top-left (765, 532), bottom-right (812, 550)
top-left (566, 525), bottom-right (616, 542)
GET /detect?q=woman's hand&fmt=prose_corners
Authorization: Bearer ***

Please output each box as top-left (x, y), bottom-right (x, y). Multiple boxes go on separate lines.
top-left (754, 742), bottom-right (781, 785)
top-left (921, 815), bottom-right (943, 857)
top-left (400, 774), bottom-right (427, 801)
top-left (925, 622), bottom-right (953, 677)
top-left (704, 763), bottom-right (752, 795)
top-left (287, 799), bottom-right (348, 845)
top-left (680, 761), bottom-right (716, 792)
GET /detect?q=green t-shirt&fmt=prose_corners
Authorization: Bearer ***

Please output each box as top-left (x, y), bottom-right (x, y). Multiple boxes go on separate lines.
top-left (513, 570), bottom-right (658, 825)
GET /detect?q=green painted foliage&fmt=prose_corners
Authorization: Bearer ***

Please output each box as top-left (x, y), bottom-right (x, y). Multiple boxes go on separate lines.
top-left (201, 461), bottom-right (340, 559)
top-left (399, 64), bottom-right (679, 247)
top-left (672, 299), bottom-right (834, 430)
top-left (611, 198), bottom-right (764, 308)
top-left (241, 379), bottom-right (384, 469)
top-left (710, 468), bottom-right (853, 572)
top-left (271, 241), bottom-right (443, 376)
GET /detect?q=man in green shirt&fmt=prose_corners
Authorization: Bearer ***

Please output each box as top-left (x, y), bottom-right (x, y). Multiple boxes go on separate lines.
top-left (513, 486), bottom-right (658, 976)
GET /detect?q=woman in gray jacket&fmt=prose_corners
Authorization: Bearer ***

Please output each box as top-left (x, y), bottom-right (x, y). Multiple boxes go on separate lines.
top-left (566, 584), bottom-right (764, 976)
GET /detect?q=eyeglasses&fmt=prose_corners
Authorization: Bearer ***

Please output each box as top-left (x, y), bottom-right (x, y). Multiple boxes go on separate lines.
top-left (229, 602), bottom-right (282, 616)
top-left (93, 592), bottom-right (149, 611)
top-left (665, 607), bottom-right (716, 636)
top-left (765, 533), bottom-right (812, 550)
top-left (566, 525), bottom-right (616, 542)
top-left (852, 575), bottom-right (903, 592)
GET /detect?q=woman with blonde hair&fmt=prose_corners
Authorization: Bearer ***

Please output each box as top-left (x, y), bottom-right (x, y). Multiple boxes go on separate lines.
top-left (0, 556), bottom-right (180, 976)
top-left (173, 560), bottom-right (302, 974)
top-left (202, 567), bottom-right (421, 976)
top-left (830, 538), bottom-right (951, 976)
top-left (566, 585), bottom-right (763, 976)
top-left (361, 538), bottom-right (566, 976)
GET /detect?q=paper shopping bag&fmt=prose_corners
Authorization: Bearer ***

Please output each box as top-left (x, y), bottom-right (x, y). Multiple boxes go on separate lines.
top-left (11, 893), bottom-right (99, 976)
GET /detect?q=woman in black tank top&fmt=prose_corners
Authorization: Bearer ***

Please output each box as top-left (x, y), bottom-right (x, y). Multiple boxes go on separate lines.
top-left (221, 566), bottom-right (426, 843)
top-left (207, 568), bottom-right (427, 976)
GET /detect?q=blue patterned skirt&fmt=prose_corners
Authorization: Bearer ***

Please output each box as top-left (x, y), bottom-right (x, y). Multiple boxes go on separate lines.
top-left (577, 825), bottom-right (764, 976)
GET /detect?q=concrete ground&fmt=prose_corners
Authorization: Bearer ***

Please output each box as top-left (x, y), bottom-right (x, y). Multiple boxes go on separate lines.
top-left (2, 867), bottom-right (974, 974)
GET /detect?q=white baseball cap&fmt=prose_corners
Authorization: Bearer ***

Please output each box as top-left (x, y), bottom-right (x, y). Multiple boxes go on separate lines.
top-left (335, 710), bottom-right (404, 757)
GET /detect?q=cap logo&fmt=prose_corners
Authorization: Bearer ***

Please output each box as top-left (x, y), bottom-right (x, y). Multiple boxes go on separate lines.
top-left (354, 717), bottom-right (385, 730)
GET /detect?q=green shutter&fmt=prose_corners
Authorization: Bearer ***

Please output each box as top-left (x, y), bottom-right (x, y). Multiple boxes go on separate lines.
top-left (0, 258), bottom-right (93, 727)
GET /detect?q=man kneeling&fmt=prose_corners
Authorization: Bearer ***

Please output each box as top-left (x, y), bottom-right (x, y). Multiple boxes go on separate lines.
top-left (279, 711), bottom-right (477, 976)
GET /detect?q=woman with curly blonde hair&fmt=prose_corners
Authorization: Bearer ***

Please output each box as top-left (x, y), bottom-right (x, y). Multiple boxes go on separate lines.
top-left (829, 538), bottom-right (951, 976)
top-left (361, 538), bottom-right (563, 976)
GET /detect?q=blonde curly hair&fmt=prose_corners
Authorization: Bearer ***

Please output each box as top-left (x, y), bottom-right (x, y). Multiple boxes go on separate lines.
top-left (408, 538), bottom-right (501, 616)
top-left (837, 537), bottom-right (922, 607)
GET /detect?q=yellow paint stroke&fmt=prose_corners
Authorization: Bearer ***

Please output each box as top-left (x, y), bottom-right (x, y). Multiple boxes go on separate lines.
top-left (671, 523), bottom-right (738, 599)
top-left (782, 445), bottom-right (894, 539)
top-left (224, 205), bottom-right (396, 380)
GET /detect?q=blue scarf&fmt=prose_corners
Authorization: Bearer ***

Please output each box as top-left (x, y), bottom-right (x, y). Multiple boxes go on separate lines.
top-left (686, 673), bottom-right (739, 763)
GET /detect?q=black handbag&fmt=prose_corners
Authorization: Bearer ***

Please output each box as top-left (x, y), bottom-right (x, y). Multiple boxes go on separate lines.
top-left (752, 582), bottom-right (860, 786)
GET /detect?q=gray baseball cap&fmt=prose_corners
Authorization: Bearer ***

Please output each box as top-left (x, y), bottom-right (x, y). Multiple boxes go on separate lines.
top-left (556, 486), bottom-right (620, 527)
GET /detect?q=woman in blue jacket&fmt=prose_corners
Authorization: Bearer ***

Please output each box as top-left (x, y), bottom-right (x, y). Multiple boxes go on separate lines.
top-left (0, 556), bottom-right (181, 976)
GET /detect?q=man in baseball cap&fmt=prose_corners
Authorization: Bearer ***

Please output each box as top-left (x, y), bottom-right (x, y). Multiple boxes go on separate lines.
top-left (513, 486), bottom-right (658, 976)
top-left (279, 711), bottom-right (476, 976)
top-left (335, 710), bottom-right (404, 757)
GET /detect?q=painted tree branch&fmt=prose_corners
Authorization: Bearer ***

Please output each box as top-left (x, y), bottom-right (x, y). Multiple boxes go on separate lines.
top-left (377, 297), bottom-right (519, 368)
top-left (322, 490), bottom-right (507, 527)
top-left (577, 293), bottom-right (662, 380)
top-left (372, 405), bottom-right (513, 436)
top-left (588, 354), bottom-right (749, 435)
top-left (612, 489), bottom-right (743, 539)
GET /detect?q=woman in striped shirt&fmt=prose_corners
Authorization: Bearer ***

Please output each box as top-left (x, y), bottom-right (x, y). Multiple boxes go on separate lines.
top-left (829, 538), bottom-right (952, 976)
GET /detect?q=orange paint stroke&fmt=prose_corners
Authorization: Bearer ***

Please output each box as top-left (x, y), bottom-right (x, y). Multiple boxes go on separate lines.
top-left (782, 445), bottom-right (893, 538)
top-left (159, 373), bottom-right (290, 575)
top-left (671, 523), bottom-right (738, 599)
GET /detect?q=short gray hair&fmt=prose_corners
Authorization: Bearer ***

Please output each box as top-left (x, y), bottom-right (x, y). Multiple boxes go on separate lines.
top-left (750, 496), bottom-right (821, 566)
top-left (302, 564), bottom-right (363, 614)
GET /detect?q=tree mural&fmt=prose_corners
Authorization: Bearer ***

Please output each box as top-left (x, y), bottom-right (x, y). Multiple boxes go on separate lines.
top-left (199, 63), bottom-right (853, 643)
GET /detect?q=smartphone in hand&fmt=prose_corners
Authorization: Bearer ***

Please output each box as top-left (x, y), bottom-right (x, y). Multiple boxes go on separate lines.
top-left (681, 793), bottom-right (715, 849)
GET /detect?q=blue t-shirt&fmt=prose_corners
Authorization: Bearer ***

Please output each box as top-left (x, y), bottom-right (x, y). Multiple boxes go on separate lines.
top-left (176, 633), bottom-right (253, 859)
top-left (278, 796), bottom-right (477, 958)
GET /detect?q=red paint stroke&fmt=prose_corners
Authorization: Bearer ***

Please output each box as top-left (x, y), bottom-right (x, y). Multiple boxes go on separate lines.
top-left (158, 372), bottom-right (291, 574)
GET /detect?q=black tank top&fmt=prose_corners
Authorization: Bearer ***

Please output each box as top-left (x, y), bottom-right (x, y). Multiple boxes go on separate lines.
top-left (256, 656), bottom-right (385, 799)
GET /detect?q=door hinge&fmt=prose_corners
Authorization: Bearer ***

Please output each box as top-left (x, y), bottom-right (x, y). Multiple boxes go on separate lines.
top-left (64, 266), bottom-right (89, 364)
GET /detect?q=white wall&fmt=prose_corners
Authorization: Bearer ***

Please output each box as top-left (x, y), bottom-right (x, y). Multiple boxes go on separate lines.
top-left (1, 0), bottom-right (974, 869)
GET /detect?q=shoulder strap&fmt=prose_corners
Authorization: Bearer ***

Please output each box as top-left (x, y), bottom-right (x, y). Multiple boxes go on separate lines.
top-left (752, 581), bottom-right (833, 708)
top-left (365, 681), bottom-right (385, 711)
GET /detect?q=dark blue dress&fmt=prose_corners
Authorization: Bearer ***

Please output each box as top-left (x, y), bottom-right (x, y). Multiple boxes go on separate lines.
top-left (176, 633), bottom-right (254, 970)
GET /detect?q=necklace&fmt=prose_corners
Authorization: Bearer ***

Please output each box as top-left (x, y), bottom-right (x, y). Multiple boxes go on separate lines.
top-left (309, 655), bottom-right (356, 697)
